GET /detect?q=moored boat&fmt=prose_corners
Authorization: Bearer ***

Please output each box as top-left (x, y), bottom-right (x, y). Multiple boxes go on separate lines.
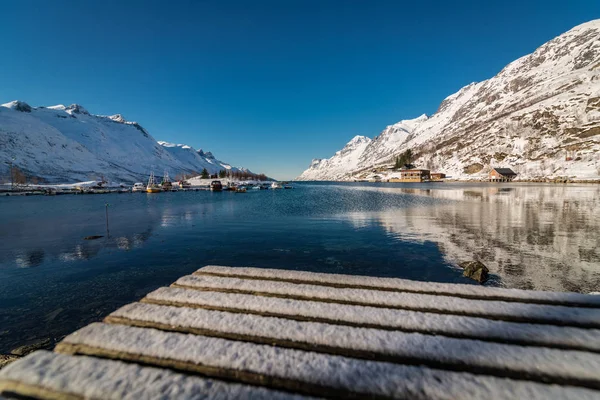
top-left (161, 171), bottom-right (173, 191)
top-left (132, 183), bottom-right (145, 192)
top-left (210, 180), bottom-right (223, 191)
top-left (178, 180), bottom-right (191, 189)
top-left (270, 182), bottom-right (283, 189)
top-left (146, 172), bottom-right (162, 193)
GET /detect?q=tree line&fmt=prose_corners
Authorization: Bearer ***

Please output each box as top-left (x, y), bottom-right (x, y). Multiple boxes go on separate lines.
top-left (1, 165), bottom-right (44, 186)
top-left (393, 149), bottom-right (413, 169)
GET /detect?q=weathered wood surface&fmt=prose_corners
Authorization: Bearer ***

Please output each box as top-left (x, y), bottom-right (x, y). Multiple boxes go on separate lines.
top-left (1, 265), bottom-right (600, 400)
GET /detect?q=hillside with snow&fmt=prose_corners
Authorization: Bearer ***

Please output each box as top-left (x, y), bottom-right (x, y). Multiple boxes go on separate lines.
top-left (298, 135), bottom-right (371, 181)
top-left (0, 102), bottom-right (247, 183)
top-left (297, 19), bottom-right (600, 181)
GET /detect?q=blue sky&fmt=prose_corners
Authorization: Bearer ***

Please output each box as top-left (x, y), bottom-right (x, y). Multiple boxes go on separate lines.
top-left (1, 1), bottom-right (598, 179)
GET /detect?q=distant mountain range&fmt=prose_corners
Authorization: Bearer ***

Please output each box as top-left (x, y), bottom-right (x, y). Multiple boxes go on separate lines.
top-left (297, 19), bottom-right (600, 181)
top-left (0, 102), bottom-right (248, 183)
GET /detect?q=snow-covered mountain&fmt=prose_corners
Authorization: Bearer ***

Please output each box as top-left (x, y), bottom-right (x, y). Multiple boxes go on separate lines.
top-left (297, 19), bottom-right (600, 181)
top-left (0, 101), bottom-right (247, 183)
top-left (298, 135), bottom-right (371, 181)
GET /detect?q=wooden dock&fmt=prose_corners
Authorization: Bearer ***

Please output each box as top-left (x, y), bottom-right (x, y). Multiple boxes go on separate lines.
top-left (1, 265), bottom-right (600, 399)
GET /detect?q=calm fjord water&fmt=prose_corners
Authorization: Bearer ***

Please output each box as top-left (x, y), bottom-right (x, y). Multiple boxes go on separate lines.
top-left (1, 182), bottom-right (599, 352)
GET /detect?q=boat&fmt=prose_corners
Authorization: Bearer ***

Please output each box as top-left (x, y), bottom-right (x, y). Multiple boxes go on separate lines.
top-left (161, 171), bottom-right (173, 191)
top-left (283, 184), bottom-right (293, 189)
top-left (210, 180), bottom-right (223, 191)
top-left (178, 180), bottom-right (191, 189)
top-left (270, 182), bottom-right (283, 189)
top-left (235, 186), bottom-right (247, 193)
top-left (146, 172), bottom-right (162, 193)
top-left (251, 185), bottom-right (261, 190)
top-left (132, 183), bottom-right (145, 192)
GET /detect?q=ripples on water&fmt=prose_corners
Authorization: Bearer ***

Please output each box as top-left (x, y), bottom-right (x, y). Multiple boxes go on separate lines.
top-left (0, 182), bottom-right (599, 352)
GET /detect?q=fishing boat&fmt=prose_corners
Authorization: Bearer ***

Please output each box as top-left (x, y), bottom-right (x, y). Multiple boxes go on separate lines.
top-left (146, 172), bottom-right (162, 193)
top-left (270, 182), bottom-right (283, 189)
top-left (161, 171), bottom-right (173, 191)
top-left (210, 180), bottom-right (223, 191)
top-left (132, 183), bottom-right (145, 192)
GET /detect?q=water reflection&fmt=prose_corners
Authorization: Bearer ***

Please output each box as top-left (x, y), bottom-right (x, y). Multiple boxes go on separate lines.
top-left (340, 185), bottom-right (600, 293)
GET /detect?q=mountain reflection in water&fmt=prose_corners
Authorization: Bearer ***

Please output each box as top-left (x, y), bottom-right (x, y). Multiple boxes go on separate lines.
top-left (339, 185), bottom-right (600, 293)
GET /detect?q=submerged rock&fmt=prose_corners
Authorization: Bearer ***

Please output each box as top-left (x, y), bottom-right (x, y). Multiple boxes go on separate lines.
top-left (459, 261), bottom-right (489, 283)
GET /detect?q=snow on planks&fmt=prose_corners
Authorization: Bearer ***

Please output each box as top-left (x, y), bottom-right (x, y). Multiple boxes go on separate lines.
top-left (0, 351), bottom-right (309, 400)
top-left (1, 265), bottom-right (600, 400)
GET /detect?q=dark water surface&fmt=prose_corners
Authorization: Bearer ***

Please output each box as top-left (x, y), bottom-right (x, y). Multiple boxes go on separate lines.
top-left (1, 182), bottom-right (599, 352)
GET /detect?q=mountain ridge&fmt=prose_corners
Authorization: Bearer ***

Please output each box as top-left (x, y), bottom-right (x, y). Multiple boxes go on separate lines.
top-left (0, 101), bottom-right (249, 183)
top-left (296, 19), bottom-right (600, 181)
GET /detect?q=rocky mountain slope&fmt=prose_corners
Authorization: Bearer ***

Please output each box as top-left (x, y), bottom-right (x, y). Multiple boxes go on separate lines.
top-left (299, 135), bottom-right (371, 181)
top-left (297, 19), bottom-right (600, 181)
top-left (0, 101), bottom-right (246, 183)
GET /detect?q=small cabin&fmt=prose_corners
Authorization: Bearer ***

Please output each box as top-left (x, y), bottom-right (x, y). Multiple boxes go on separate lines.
top-left (399, 169), bottom-right (430, 182)
top-left (489, 167), bottom-right (517, 182)
top-left (430, 173), bottom-right (446, 181)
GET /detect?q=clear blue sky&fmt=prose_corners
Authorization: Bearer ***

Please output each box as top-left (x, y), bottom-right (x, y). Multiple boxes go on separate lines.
top-left (1, 1), bottom-right (598, 179)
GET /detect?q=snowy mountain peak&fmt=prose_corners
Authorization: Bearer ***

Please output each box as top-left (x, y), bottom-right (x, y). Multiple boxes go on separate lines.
top-left (197, 149), bottom-right (215, 159)
top-left (109, 114), bottom-right (126, 123)
top-left (390, 114), bottom-right (428, 132)
top-left (65, 104), bottom-right (89, 115)
top-left (297, 19), bottom-right (600, 181)
top-left (1, 100), bottom-right (32, 112)
top-left (345, 135), bottom-right (371, 148)
top-left (47, 104), bottom-right (67, 111)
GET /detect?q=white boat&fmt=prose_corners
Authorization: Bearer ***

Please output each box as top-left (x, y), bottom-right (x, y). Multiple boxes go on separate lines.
top-left (178, 180), bottom-right (191, 189)
top-left (132, 183), bottom-right (145, 192)
top-left (271, 182), bottom-right (283, 189)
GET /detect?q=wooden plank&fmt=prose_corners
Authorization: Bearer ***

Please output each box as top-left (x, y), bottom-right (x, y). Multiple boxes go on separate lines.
top-left (173, 275), bottom-right (600, 328)
top-left (4, 266), bottom-right (600, 400)
top-left (109, 301), bottom-right (600, 353)
top-left (56, 323), bottom-right (600, 392)
top-left (195, 266), bottom-right (600, 308)
top-left (0, 351), bottom-right (310, 400)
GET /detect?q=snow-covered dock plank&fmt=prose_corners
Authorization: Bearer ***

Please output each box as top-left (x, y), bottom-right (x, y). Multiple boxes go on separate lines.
top-left (55, 323), bottom-right (599, 399)
top-left (196, 265), bottom-right (600, 307)
top-left (2, 265), bottom-right (600, 399)
top-left (59, 320), bottom-right (600, 389)
top-left (173, 274), bottom-right (600, 328)
top-left (110, 300), bottom-right (600, 353)
top-left (0, 351), bottom-right (309, 400)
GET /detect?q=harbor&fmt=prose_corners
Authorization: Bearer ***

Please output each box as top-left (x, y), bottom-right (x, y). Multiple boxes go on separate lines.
top-left (0, 172), bottom-right (292, 196)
